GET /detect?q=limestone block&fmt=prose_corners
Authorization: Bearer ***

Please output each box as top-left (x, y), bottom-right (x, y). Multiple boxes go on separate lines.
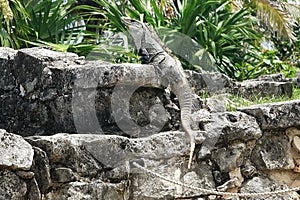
top-left (0, 169), bottom-right (27, 199)
top-left (236, 80), bottom-right (292, 98)
top-left (240, 176), bottom-right (298, 200)
top-left (238, 100), bottom-right (300, 130)
top-left (251, 130), bottom-right (294, 170)
top-left (43, 180), bottom-right (129, 200)
top-left (0, 129), bottom-right (34, 170)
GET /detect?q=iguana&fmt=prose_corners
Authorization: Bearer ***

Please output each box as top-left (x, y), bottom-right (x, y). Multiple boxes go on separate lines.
top-left (121, 17), bottom-right (204, 169)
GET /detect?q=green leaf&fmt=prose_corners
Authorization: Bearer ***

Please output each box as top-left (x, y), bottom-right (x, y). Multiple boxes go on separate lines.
top-left (150, 0), bottom-right (164, 26)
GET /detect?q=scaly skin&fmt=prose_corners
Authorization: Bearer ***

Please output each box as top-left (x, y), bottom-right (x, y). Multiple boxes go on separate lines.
top-left (122, 17), bottom-right (204, 168)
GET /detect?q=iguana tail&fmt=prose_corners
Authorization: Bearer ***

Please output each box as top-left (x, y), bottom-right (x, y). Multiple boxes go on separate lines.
top-left (176, 84), bottom-right (200, 169)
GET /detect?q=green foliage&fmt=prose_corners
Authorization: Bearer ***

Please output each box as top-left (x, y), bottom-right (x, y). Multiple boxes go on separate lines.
top-left (232, 61), bottom-right (263, 81)
top-left (249, 0), bottom-right (297, 42)
top-left (23, 0), bottom-right (96, 56)
top-left (84, 0), bottom-right (125, 31)
top-left (74, 0), bottom-right (144, 61)
top-left (0, 0), bottom-right (13, 21)
top-left (1, 0), bottom-right (299, 81)
top-left (184, 1), bottom-right (261, 77)
top-left (291, 26), bottom-right (300, 67)
top-left (0, 0), bottom-right (30, 48)
top-left (81, 0), bottom-right (264, 77)
top-left (85, 31), bottom-right (139, 63)
top-left (125, 0), bottom-right (167, 27)
top-left (255, 49), bottom-right (298, 78)
top-left (25, 0), bottom-right (79, 43)
top-left (0, 0), bottom-right (94, 56)
top-left (230, 48), bottom-right (299, 81)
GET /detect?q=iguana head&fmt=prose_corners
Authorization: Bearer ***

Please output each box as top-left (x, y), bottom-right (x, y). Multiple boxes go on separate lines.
top-left (121, 17), bottom-right (147, 50)
top-left (121, 17), bottom-right (144, 29)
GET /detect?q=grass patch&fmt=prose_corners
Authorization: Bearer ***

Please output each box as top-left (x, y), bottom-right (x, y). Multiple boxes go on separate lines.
top-left (225, 87), bottom-right (300, 111)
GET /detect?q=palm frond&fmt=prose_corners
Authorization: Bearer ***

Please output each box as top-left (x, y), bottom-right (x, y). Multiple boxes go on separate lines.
top-left (285, 2), bottom-right (300, 23)
top-left (252, 0), bottom-right (297, 41)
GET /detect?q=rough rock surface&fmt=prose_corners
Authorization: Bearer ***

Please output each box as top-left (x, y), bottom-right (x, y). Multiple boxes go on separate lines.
top-left (1, 48), bottom-right (300, 199)
top-left (0, 47), bottom-right (296, 136)
top-left (0, 124), bottom-right (296, 200)
top-left (193, 110), bottom-right (262, 160)
top-left (44, 181), bottom-right (129, 200)
top-left (0, 47), bottom-right (17, 91)
top-left (238, 100), bottom-right (300, 130)
top-left (240, 176), bottom-right (298, 200)
top-left (0, 129), bottom-right (34, 170)
top-left (25, 131), bottom-right (215, 199)
top-left (236, 80), bottom-right (293, 99)
top-left (185, 70), bottom-right (235, 95)
top-left (0, 47), bottom-right (181, 136)
top-left (0, 169), bottom-right (27, 199)
top-left (252, 130), bottom-right (294, 170)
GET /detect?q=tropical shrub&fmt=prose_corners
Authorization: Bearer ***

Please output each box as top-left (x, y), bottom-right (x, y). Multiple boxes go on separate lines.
top-left (1, 0), bottom-right (299, 81)
top-left (81, 0), bottom-right (264, 79)
top-left (256, 49), bottom-right (297, 77)
top-left (0, 0), bottom-right (95, 56)
top-left (25, 0), bottom-right (98, 56)
top-left (0, 0), bottom-right (29, 48)
top-left (178, 0), bottom-right (261, 77)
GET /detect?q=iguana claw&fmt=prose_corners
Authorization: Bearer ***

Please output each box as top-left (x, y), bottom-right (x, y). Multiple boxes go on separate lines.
top-left (188, 135), bottom-right (205, 169)
top-left (188, 141), bottom-right (195, 169)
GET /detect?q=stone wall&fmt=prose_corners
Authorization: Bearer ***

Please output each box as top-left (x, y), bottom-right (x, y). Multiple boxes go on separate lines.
top-left (0, 47), bottom-right (300, 199)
